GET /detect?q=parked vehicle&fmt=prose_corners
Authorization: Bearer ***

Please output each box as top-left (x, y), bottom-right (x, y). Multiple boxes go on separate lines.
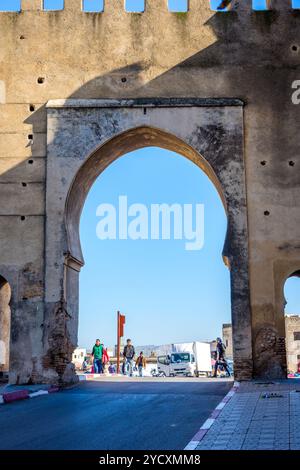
top-left (226, 359), bottom-right (234, 376)
top-left (157, 342), bottom-right (212, 377)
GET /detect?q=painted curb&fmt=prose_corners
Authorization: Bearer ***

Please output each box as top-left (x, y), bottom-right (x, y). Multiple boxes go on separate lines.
top-left (0, 386), bottom-right (60, 404)
top-left (78, 374), bottom-right (122, 381)
top-left (3, 389), bottom-right (29, 403)
top-left (29, 390), bottom-right (49, 398)
top-left (78, 374), bottom-right (101, 381)
top-left (79, 374), bottom-right (97, 381)
top-left (184, 381), bottom-right (240, 450)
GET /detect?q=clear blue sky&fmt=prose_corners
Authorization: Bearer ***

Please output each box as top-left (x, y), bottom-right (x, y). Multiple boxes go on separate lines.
top-left (79, 147), bottom-right (230, 349)
top-left (0, 0), bottom-right (189, 12)
top-left (285, 277), bottom-right (300, 315)
top-left (0, 1), bottom-right (287, 13)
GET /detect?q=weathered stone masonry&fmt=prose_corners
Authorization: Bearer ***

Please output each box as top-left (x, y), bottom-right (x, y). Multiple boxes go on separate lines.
top-left (0, 1), bottom-right (300, 384)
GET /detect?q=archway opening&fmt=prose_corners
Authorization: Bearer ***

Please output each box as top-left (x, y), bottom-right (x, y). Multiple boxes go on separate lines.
top-left (0, 275), bottom-right (11, 383)
top-left (74, 145), bottom-right (232, 378)
top-left (284, 271), bottom-right (300, 377)
top-left (65, 126), bottom-right (227, 268)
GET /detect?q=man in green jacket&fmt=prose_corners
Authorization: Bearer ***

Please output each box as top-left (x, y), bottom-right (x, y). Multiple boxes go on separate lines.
top-left (91, 339), bottom-right (103, 374)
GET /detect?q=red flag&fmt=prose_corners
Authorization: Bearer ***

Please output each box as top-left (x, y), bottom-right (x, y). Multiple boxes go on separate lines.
top-left (119, 314), bottom-right (126, 337)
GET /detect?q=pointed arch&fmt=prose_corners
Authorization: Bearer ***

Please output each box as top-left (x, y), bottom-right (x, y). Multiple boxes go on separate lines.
top-left (65, 125), bottom-right (228, 267)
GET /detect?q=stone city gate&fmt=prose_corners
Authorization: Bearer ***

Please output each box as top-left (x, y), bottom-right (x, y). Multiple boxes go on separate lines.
top-left (44, 98), bottom-right (250, 384)
top-left (1, 1), bottom-right (300, 384)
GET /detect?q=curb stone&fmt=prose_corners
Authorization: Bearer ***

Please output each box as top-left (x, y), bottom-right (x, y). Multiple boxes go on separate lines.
top-left (3, 389), bottom-right (29, 403)
top-left (78, 373), bottom-right (123, 381)
top-left (184, 381), bottom-right (240, 450)
top-left (0, 386), bottom-right (60, 405)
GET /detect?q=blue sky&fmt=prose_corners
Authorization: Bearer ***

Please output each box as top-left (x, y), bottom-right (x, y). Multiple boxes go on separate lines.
top-left (2, 1), bottom-right (294, 13)
top-left (0, 0), bottom-right (189, 12)
top-left (285, 277), bottom-right (300, 315)
top-left (79, 148), bottom-right (231, 349)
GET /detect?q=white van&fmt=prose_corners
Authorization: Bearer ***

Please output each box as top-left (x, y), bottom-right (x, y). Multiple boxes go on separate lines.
top-left (157, 352), bottom-right (195, 377)
top-left (157, 342), bottom-right (212, 377)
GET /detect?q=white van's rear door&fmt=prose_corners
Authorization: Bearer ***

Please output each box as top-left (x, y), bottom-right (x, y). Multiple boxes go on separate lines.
top-left (194, 342), bottom-right (212, 372)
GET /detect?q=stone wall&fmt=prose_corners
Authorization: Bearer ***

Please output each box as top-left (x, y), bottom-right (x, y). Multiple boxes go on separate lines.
top-left (285, 315), bottom-right (300, 373)
top-left (222, 323), bottom-right (233, 360)
top-left (0, 1), bottom-right (300, 383)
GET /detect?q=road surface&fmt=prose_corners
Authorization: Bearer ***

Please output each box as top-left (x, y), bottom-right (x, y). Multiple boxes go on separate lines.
top-left (0, 377), bottom-right (232, 450)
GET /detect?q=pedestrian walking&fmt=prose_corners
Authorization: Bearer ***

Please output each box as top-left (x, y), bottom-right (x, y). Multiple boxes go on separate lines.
top-left (213, 337), bottom-right (231, 378)
top-left (136, 351), bottom-right (146, 377)
top-left (102, 347), bottom-right (110, 375)
top-left (123, 338), bottom-right (135, 377)
top-left (91, 339), bottom-right (103, 374)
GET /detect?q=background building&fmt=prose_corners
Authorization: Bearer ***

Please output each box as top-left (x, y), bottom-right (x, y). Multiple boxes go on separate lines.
top-left (285, 316), bottom-right (300, 373)
top-left (222, 324), bottom-right (233, 360)
top-left (72, 348), bottom-right (86, 370)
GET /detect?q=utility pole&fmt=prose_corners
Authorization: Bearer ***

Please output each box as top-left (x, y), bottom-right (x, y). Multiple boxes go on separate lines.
top-left (116, 311), bottom-right (125, 374)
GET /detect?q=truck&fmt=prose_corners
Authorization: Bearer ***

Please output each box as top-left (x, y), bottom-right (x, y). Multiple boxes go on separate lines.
top-left (156, 341), bottom-right (212, 377)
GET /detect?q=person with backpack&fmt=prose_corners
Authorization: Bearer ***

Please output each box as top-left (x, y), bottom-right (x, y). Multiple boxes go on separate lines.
top-left (213, 337), bottom-right (231, 378)
top-left (136, 351), bottom-right (147, 377)
top-left (123, 338), bottom-right (135, 377)
top-left (91, 339), bottom-right (103, 374)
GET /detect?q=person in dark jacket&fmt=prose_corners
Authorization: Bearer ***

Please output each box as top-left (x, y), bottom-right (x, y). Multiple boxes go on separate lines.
top-left (123, 338), bottom-right (135, 377)
top-left (213, 337), bottom-right (231, 377)
top-left (136, 351), bottom-right (147, 377)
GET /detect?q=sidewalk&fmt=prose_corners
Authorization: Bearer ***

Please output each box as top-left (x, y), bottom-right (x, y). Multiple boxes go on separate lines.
top-left (193, 380), bottom-right (300, 450)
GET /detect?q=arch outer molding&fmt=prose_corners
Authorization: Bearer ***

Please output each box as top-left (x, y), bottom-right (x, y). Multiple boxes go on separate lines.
top-left (44, 98), bottom-right (253, 383)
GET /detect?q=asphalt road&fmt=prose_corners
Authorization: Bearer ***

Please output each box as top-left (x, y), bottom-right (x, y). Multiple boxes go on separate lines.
top-left (0, 377), bottom-right (232, 450)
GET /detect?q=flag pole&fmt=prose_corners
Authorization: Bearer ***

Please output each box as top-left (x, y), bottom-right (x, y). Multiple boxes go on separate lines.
top-left (117, 310), bottom-right (120, 374)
